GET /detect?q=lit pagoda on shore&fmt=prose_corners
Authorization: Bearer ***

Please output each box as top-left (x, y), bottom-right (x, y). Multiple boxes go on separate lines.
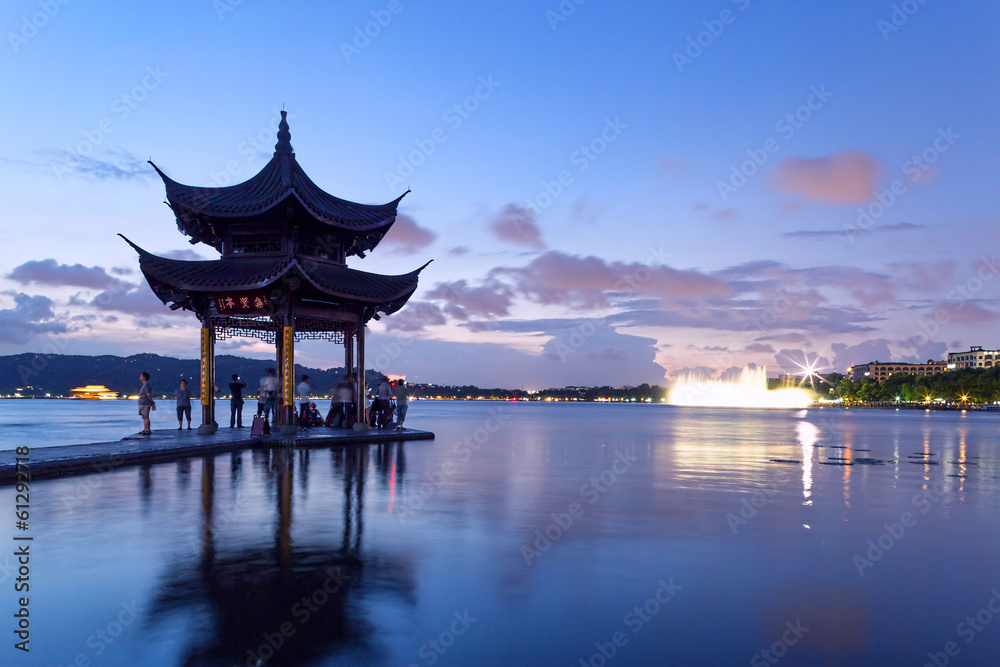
top-left (70, 385), bottom-right (118, 400)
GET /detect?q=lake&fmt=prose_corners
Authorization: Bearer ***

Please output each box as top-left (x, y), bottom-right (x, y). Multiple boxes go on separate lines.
top-left (2, 400), bottom-right (1000, 665)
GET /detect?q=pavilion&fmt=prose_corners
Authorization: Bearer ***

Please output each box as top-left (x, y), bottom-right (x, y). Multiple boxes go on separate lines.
top-left (122, 111), bottom-right (428, 434)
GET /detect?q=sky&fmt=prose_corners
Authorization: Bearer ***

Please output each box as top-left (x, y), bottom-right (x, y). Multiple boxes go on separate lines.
top-left (1, 0), bottom-right (999, 389)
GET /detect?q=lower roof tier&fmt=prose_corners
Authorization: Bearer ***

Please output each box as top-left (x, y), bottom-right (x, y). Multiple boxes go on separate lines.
top-left (120, 235), bottom-right (429, 320)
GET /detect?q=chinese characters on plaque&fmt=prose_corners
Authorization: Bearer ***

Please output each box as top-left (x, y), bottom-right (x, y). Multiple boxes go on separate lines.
top-left (214, 292), bottom-right (272, 315)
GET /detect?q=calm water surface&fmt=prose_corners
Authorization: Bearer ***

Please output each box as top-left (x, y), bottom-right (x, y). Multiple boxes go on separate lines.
top-left (2, 401), bottom-right (1000, 665)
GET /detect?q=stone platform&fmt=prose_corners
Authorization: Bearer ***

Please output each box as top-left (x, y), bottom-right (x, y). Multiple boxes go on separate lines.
top-left (0, 425), bottom-right (434, 483)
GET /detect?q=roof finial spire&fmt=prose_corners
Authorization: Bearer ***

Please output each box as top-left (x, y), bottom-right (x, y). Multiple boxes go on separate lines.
top-left (274, 110), bottom-right (294, 156)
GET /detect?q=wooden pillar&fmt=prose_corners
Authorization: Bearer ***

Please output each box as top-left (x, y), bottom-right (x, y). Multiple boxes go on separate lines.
top-left (281, 322), bottom-right (297, 434)
top-left (274, 329), bottom-right (283, 424)
top-left (345, 329), bottom-right (354, 379)
top-left (198, 322), bottom-right (218, 434)
top-left (356, 316), bottom-right (366, 426)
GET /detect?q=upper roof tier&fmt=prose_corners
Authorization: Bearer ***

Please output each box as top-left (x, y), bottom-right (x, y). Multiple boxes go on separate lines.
top-left (150, 111), bottom-right (408, 257)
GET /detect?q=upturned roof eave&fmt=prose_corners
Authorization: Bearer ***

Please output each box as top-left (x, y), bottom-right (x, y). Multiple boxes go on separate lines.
top-left (151, 159), bottom-right (407, 231)
top-left (119, 234), bottom-right (427, 307)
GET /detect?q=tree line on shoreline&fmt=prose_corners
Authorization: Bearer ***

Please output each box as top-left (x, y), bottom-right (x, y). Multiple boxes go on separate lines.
top-left (805, 367), bottom-right (1000, 404)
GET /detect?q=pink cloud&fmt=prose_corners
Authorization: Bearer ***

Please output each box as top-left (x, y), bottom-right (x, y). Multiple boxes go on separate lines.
top-left (657, 158), bottom-right (687, 172)
top-left (383, 301), bottom-right (446, 332)
top-left (492, 251), bottom-right (732, 310)
top-left (910, 168), bottom-right (939, 185)
top-left (380, 214), bottom-right (437, 253)
top-left (887, 260), bottom-right (956, 292)
top-left (831, 339), bottom-right (894, 370)
top-left (426, 279), bottom-right (513, 317)
top-left (8, 258), bottom-right (123, 290)
top-left (712, 208), bottom-right (739, 221)
top-left (490, 204), bottom-right (545, 248)
top-left (771, 151), bottom-right (882, 204)
top-left (939, 302), bottom-right (1000, 325)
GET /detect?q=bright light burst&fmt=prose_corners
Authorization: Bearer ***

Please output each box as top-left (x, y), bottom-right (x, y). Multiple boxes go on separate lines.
top-left (784, 351), bottom-right (829, 387)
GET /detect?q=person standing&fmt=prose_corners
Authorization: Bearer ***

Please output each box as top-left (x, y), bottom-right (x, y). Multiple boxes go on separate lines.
top-left (228, 373), bottom-right (248, 428)
top-left (331, 373), bottom-right (356, 428)
top-left (365, 387), bottom-right (373, 427)
top-left (296, 374), bottom-right (312, 427)
top-left (174, 379), bottom-right (193, 430)
top-left (260, 369), bottom-right (280, 424)
top-left (137, 371), bottom-right (156, 435)
top-left (393, 379), bottom-right (409, 430)
top-left (255, 385), bottom-right (265, 418)
top-left (373, 375), bottom-right (393, 428)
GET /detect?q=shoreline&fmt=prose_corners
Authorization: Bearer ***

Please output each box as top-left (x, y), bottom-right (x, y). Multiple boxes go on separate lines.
top-left (813, 402), bottom-right (999, 412)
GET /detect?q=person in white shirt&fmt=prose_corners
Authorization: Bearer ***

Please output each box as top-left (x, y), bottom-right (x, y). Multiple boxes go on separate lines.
top-left (392, 379), bottom-right (409, 430)
top-left (331, 373), bottom-right (356, 428)
top-left (377, 377), bottom-right (392, 400)
top-left (259, 369), bottom-right (280, 423)
top-left (296, 375), bottom-right (312, 427)
top-left (371, 376), bottom-right (393, 428)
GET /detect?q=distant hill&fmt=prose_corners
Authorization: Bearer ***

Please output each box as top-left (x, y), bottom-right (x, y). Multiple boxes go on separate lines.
top-left (1, 353), bottom-right (383, 398)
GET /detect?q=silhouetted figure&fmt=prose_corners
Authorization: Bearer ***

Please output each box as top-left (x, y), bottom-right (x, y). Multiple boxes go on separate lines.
top-left (228, 374), bottom-right (247, 428)
top-left (138, 371), bottom-right (155, 435)
top-left (174, 379), bottom-right (193, 430)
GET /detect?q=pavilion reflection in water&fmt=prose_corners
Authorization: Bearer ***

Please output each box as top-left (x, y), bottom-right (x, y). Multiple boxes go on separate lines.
top-left (144, 444), bottom-right (411, 666)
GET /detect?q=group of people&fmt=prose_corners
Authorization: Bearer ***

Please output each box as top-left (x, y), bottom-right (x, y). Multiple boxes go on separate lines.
top-left (135, 372), bottom-right (216, 434)
top-left (296, 372), bottom-right (409, 431)
top-left (369, 376), bottom-right (409, 430)
top-left (136, 369), bottom-right (411, 434)
top-left (250, 370), bottom-right (411, 431)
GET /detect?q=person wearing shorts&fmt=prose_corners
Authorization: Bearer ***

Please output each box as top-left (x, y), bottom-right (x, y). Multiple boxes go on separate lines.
top-left (138, 372), bottom-right (156, 435)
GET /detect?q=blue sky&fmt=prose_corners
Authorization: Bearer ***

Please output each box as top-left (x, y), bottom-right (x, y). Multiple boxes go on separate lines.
top-left (2, 0), bottom-right (999, 388)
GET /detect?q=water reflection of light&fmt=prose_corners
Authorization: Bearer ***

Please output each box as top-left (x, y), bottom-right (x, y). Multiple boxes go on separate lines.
top-left (843, 433), bottom-right (852, 508)
top-left (668, 366), bottom-right (813, 408)
top-left (797, 422), bottom-right (817, 506)
top-left (922, 428), bottom-right (932, 488)
top-left (388, 460), bottom-right (396, 514)
top-left (958, 427), bottom-right (967, 498)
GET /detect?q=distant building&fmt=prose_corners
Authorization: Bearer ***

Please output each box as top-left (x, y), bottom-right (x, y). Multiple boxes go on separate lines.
top-left (948, 346), bottom-right (1000, 369)
top-left (70, 385), bottom-right (118, 400)
top-left (847, 361), bottom-right (948, 383)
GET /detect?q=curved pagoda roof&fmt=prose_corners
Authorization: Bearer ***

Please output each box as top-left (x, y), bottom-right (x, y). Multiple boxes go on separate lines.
top-left (150, 111), bottom-right (407, 257)
top-left (119, 235), bottom-right (429, 320)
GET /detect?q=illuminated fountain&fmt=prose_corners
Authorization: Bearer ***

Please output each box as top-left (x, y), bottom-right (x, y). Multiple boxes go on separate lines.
top-left (667, 365), bottom-right (814, 409)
